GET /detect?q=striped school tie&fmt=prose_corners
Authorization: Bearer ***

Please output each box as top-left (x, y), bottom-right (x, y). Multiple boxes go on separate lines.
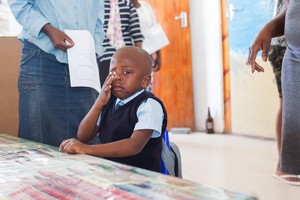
top-left (115, 101), bottom-right (124, 110)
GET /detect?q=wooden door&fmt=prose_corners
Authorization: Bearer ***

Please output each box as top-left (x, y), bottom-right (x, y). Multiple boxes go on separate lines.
top-left (144, 0), bottom-right (195, 131)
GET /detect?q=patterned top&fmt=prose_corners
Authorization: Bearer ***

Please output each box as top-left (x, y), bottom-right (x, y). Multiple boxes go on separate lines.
top-left (271, 0), bottom-right (287, 47)
top-left (99, 0), bottom-right (144, 62)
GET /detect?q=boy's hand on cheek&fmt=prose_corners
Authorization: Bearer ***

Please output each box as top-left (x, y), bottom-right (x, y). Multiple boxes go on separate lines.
top-left (98, 72), bottom-right (115, 105)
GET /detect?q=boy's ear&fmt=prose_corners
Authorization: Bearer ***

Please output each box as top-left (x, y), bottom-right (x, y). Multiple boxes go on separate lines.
top-left (142, 75), bottom-right (151, 88)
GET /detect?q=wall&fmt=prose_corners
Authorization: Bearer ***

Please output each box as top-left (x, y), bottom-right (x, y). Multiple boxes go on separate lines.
top-left (189, 0), bottom-right (278, 138)
top-left (230, 53), bottom-right (279, 138)
top-left (0, 37), bottom-right (20, 136)
top-left (189, 0), bottom-right (224, 133)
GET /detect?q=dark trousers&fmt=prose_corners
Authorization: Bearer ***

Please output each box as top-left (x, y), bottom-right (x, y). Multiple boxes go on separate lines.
top-left (98, 59), bottom-right (110, 87)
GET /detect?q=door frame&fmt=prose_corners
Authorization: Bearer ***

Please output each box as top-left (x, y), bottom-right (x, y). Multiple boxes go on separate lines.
top-left (220, 0), bottom-right (231, 133)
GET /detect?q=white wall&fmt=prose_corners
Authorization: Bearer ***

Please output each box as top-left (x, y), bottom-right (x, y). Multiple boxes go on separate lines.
top-left (189, 0), bottom-right (224, 133)
top-left (230, 53), bottom-right (279, 138)
top-left (189, 0), bottom-right (278, 138)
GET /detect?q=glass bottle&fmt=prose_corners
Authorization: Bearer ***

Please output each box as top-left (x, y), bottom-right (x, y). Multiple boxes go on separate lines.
top-left (206, 107), bottom-right (214, 134)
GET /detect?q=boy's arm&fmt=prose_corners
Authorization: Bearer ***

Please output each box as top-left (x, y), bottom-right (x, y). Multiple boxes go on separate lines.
top-left (76, 99), bottom-right (103, 143)
top-left (60, 129), bottom-right (153, 157)
top-left (77, 73), bottom-right (115, 143)
top-left (61, 95), bottom-right (163, 156)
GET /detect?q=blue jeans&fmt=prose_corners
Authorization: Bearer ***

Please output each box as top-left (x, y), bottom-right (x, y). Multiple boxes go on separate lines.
top-left (18, 41), bottom-right (98, 147)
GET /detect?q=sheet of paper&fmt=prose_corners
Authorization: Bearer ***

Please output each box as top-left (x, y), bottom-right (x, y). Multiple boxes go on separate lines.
top-left (65, 30), bottom-right (100, 93)
top-left (142, 24), bottom-right (170, 54)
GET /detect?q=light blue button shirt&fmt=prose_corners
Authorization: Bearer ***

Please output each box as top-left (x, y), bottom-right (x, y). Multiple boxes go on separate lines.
top-left (98, 90), bottom-right (164, 138)
top-left (8, 0), bottom-right (105, 64)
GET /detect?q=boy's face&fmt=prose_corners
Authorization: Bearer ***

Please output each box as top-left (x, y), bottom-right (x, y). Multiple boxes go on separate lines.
top-left (109, 51), bottom-right (150, 100)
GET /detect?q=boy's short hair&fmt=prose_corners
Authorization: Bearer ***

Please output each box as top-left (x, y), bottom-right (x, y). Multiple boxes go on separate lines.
top-left (116, 47), bottom-right (152, 75)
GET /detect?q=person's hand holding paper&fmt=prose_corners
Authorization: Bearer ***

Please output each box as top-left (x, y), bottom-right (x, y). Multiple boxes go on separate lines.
top-left (65, 30), bottom-right (101, 93)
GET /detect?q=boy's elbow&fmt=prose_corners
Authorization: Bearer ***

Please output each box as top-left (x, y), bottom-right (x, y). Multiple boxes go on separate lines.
top-left (77, 126), bottom-right (98, 143)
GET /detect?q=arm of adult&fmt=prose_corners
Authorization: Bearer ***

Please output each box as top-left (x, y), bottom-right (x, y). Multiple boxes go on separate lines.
top-left (8, 0), bottom-right (49, 39)
top-left (153, 50), bottom-right (161, 72)
top-left (134, 41), bottom-right (143, 48)
top-left (95, 0), bottom-right (105, 56)
top-left (8, 0), bottom-right (74, 50)
top-left (248, 8), bottom-right (286, 73)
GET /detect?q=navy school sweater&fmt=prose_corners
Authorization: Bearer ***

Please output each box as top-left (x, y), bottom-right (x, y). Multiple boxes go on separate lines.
top-left (99, 91), bottom-right (167, 172)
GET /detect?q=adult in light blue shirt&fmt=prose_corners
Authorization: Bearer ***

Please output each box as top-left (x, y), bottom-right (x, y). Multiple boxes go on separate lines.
top-left (9, 0), bottom-right (105, 63)
top-left (8, 0), bottom-right (105, 147)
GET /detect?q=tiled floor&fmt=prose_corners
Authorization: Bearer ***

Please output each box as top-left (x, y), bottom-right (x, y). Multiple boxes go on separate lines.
top-left (169, 132), bottom-right (300, 200)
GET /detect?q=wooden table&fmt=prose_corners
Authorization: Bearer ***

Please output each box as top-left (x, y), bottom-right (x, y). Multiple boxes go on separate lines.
top-left (0, 134), bottom-right (256, 200)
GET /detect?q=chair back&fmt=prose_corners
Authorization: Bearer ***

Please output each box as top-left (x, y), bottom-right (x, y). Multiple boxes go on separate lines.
top-left (161, 130), bottom-right (182, 177)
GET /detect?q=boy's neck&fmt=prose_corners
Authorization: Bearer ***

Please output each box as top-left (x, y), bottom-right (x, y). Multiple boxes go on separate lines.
top-left (117, 89), bottom-right (144, 102)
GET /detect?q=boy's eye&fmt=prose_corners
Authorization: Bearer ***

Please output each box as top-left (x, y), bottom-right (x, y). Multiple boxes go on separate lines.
top-left (122, 70), bottom-right (130, 75)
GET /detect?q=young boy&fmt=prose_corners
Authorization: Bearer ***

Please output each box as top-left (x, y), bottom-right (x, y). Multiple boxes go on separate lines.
top-left (59, 46), bottom-right (167, 172)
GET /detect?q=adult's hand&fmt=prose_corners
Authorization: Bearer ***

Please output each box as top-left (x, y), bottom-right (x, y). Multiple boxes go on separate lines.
top-left (248, 7), bottom-right (286, 74)
top-left (42, 24), bottom-right (74, 51)
top-left (247, 24), bottom-right (273, 73)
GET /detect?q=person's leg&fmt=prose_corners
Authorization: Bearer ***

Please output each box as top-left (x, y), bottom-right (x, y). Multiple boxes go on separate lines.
top-left (18, 41), bottom-right (97, 147)
top-left (276, 98), bottom-right (282, 175)
top-left (18, 41), bottom-right (44, 143)
top-left (268, 45), bottom-right (284, 175)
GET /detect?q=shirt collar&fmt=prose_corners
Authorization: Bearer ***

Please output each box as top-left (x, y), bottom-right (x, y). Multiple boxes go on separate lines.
top-left (116, 89), bottom-right (144, 105)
